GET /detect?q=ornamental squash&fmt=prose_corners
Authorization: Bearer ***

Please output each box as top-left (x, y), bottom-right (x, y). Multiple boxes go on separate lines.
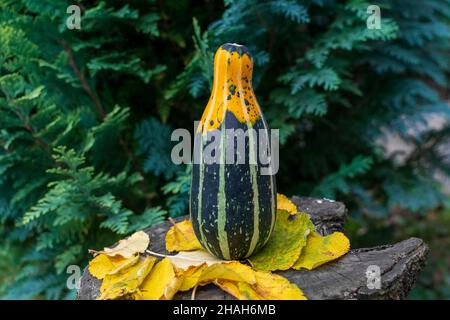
top-left (190, 43), bottom-right (277, 260)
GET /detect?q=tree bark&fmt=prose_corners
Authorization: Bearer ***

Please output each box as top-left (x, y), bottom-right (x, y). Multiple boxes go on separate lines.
top-left (77, 197), bottom-right (429, 300)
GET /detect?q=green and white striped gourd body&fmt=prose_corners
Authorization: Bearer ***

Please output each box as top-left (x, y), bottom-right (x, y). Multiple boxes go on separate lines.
top-left (190, 43), bottom-right (277, 260)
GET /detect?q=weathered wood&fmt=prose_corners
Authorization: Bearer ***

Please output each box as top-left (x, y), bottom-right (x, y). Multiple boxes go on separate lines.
top-left (77, 197), bottom-right (428, 300)
top-left (291, 197), bottom-right (347, 236)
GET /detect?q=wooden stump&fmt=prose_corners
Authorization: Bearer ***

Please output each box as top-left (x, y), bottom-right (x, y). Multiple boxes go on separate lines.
top-left (77, 197), bottom-right (429, 300)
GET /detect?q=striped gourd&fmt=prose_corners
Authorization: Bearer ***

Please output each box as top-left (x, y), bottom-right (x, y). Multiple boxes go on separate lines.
top-left (190, 43), bottom-right (277, 260)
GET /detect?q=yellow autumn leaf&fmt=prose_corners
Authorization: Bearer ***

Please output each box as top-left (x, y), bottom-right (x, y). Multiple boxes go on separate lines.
top-left (177, 263), bottom-right (208, 292)
top-left (166, 220), bottom-right (203, 252)
top-left (137, 257), bottom-right (183, 300)
top-left (292, 231), bottom-right (350, 270)
top-left (161, 249), bottom-right (225, 270)
top-left (250, 271), bottom-right (306, 299)
top-left (214, 280), bottom-right (245, 299)
top-left (249, 211), bottom-right (314, 271)
top-left (147, 250), bottom-right (255, 292)
top-left (277, 193), bottom-right (298, 215)
top-left (174, 260), bottom-right (255, 292)
top-left (98, 256), bottom-right (156, 300)
top-left (198, 261), bottom-right (256, 285)
top-left (176, 261), bottom-right (256, 291)
top-left (216, 271), bottom-right (306, 300)
top-left (90, 231), bottom-right (150, 258)
top-left (89, 254), bottom-right (139, 280)
top-left (146, 249), bottom-right (251, 294)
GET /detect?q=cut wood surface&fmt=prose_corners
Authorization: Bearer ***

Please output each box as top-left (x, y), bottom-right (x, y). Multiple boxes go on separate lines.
top-left (77, 197), bottom-right (429, 300)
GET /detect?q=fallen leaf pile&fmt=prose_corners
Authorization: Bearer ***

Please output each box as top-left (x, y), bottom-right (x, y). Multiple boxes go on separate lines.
top-left (88, 194), bottom-right (350, 300)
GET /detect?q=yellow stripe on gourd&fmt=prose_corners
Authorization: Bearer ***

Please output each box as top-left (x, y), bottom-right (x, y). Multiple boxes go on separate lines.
top-left (217, 121), bottom-right (231, 259)
top-left (245, 124), bottom-right (261, 258)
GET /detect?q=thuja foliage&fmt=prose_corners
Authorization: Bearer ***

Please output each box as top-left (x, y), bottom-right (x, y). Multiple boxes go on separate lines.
top-left (0, 0), bottom-right (449, 298)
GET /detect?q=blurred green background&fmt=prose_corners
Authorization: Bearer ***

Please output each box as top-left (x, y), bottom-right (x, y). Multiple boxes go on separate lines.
top-left (0, 0), bottom-right (449, 299)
